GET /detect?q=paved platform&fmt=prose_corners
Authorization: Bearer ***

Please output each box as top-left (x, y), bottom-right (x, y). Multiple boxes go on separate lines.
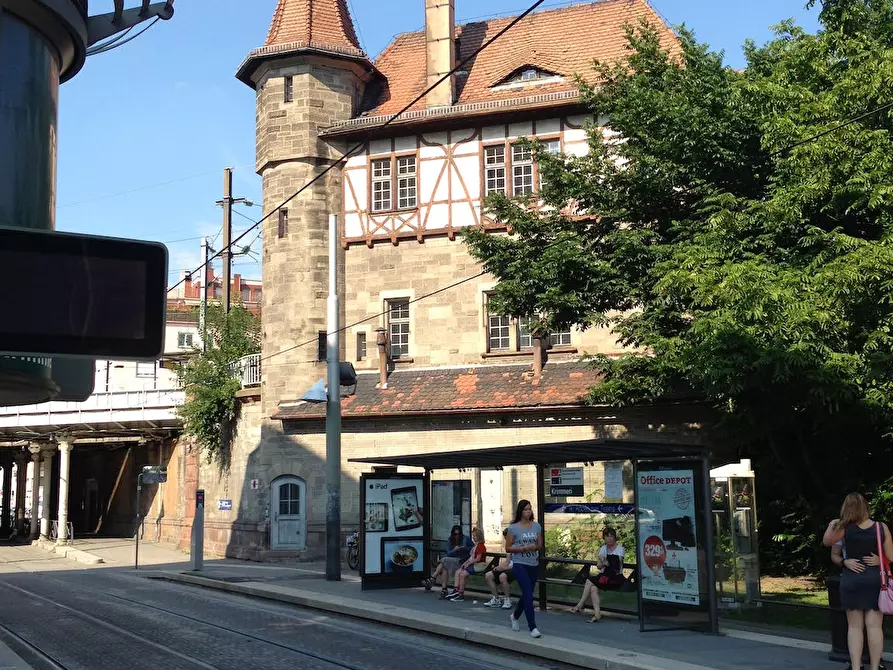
top-left (154, 562), bottom-right (866, 670)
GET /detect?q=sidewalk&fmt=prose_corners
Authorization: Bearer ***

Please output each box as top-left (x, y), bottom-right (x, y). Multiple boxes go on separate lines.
top-left (151, 560), bottom-right (861, 670)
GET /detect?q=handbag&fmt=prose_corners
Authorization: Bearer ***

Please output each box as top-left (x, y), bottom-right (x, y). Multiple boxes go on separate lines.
top-left (875, 522), bottom-right (893, 614)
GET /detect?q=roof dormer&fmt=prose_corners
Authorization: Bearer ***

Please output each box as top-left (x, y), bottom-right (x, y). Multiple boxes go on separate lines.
top-left (491, 65), bottom-right (564, 90)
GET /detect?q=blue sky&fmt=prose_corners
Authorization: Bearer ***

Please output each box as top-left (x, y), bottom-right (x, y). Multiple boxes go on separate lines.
top-left (56, 0), bottom-right (820, 285)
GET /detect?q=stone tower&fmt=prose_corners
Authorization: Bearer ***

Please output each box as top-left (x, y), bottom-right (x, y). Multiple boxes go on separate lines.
top-left (237, 0), bottom-right (374, 416)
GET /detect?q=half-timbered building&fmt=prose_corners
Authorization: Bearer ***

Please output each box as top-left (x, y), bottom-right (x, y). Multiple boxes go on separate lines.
top-left (155, 0), bottom-right (711, 560)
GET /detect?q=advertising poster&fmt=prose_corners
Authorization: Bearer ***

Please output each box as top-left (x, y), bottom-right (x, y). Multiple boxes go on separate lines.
top-left (604, 462), bottom-right (624, 503)
top-left (636, 469), bottom-right (700, 606)
top-left (362, 476), bottom-right (425, 576)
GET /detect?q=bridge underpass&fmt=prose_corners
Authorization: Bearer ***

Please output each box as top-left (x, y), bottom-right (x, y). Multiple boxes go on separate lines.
top-left (0, 389), bottom-right (183, 545)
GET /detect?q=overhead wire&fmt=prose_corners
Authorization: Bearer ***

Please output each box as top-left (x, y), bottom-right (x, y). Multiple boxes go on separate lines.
top-left (88, 18), bottom-right (160, 55)
top-left (167, 0), bottom-right (551, 295)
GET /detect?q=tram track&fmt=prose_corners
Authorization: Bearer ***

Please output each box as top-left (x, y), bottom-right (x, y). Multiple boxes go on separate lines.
top-left (0, 619), bottom-right (70, 670)
top-left (0, 574), bottom-right (562, 670)
top-left (14, 568), bottom-right (544, 670)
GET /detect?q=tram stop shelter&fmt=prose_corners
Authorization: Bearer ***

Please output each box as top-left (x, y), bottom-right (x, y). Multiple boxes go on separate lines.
top-left (350, 438), bottom-right (719, 634)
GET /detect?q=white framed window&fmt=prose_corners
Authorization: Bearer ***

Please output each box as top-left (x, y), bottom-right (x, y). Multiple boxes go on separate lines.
top-left (485, 145), bottom-right (506, 195)
top-left (550, 330), bottom-right (572, 347)
top-left (387, 299), bottom-right (410, 359)
top-left (518, 317), bottom-right (533, 350)
top-left (371, 158), bottom-right (392, 212)
top-left (518, 318), bottom-right (572, 349)
top-left (397, 156), bottom-right (417, 209)
top-left (177, 332), bottom-right (194, 349)
top-left (136, 362), bottom-right (155, 378)
top-left (485, 293), bottom-right (511, 352)
top-left (512, 144), bottom-right (534, 195)
top-left (539, 139), bottom-right (561, 188)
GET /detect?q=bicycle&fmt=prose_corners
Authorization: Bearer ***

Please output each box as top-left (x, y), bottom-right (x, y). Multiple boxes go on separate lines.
top-left (346, 531), bottom-right (359, 571)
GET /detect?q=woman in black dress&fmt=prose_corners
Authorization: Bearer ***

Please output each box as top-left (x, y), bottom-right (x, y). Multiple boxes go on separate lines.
top-left (824, 493), bottom-right (893, 670)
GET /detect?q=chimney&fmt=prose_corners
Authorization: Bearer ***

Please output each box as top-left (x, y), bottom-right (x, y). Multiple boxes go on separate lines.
top-left (376, 328), bottom-right (389, 389)
top-left (425, 0), bottom-right (456, 108)
top-left (532, 335), bottom-right (545, 381)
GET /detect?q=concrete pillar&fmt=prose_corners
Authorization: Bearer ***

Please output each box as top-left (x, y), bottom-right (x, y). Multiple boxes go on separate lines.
top-left (39, 449), bottom-right (55, 539)
top-left (56, 439), bottom-right (72, 544)
top-left (14, 453), bottom-right (26, 535)
top-left (0, 455), bottom-right (12, 534)
top-left (27, 446), bottom-right (41, 541)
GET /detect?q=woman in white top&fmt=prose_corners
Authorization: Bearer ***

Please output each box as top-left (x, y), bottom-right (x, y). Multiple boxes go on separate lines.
top-left (571, 527), bottom-right (626, 622)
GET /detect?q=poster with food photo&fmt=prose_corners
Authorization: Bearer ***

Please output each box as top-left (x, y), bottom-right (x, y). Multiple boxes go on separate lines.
top-left (365, 502), bottom-right (389, 532)
top-left (382, 537), bottom-right (424, 573)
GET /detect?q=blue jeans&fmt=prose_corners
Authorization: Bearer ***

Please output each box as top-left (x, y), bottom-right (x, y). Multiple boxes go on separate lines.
top-left (513, 563), bottom-right (539, 630)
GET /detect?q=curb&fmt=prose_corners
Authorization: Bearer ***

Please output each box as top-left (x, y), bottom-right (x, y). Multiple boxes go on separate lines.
top-left (158, 572), bottom-right (716, 670)
top-left (32, 539), bottom-right (104, 565)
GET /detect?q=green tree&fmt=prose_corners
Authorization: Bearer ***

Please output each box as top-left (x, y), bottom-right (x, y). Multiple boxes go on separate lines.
top-left (464, 0), bottom-right (893, 572)
top-left (177, 304), bottom-right (260, 468)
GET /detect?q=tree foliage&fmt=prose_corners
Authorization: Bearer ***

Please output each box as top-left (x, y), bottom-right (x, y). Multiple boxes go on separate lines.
top-left (177, 304), bottom-right (260, 468)
top-left (464, 0), bottom-right (893, 572)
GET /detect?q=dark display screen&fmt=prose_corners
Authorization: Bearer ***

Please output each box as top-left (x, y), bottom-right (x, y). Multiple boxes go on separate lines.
top-left (0, 228), bottom-right (167, 359)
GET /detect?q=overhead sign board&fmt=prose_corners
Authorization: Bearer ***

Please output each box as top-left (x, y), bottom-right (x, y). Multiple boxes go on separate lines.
top-left (549, 467), bottom-right (584, 497)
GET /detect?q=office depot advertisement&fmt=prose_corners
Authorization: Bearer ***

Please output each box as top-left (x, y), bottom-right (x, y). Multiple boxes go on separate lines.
top-left (636, 469), bottom-right (700, 606)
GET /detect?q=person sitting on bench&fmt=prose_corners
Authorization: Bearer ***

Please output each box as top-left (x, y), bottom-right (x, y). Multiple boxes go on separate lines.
top-left (571, 527), bottom-right (626, 622)
top-left (485, 528), bottom-right (514, 609)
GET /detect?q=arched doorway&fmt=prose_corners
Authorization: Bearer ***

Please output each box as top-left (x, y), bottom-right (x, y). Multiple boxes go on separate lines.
top-left (271, 476), bottom-right (306, 550)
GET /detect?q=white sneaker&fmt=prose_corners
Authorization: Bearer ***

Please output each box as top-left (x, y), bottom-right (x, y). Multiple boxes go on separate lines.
top-left (530, 628), bottom-right (542, 638)
top-left (501, 598), bottom-right (513, 609)
top-left (485, 596), bottom-right (501, 608)
top-left (510, 614), bottom-right (520, 631)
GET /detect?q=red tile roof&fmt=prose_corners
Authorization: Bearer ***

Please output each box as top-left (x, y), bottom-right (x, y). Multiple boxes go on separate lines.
top-left (264, 0), bottom-right (365, 56)
top-left (365, 0), bottom-right (679, 117)
top-left (272, 361), bottom-right (601, 420)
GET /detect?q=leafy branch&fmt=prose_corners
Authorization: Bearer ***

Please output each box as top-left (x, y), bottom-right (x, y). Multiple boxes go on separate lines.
top-left (177, 304), bottom-right (260, 469)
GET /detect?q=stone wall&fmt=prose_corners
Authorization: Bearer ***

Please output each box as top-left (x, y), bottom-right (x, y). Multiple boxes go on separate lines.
top-left (160, 400), bottom-right (711, 559)
top-left (343, 235), bottom-right (624, 371)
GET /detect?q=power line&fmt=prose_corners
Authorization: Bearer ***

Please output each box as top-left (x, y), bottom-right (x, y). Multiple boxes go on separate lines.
top-left (768, 100), bottom-right (893, 159)
top-left (58, 165), bottom-right (252, 208)
top-left (87, 18), bottom-right (160, 55)
top-left (167, 0), bottom-right (550, 295)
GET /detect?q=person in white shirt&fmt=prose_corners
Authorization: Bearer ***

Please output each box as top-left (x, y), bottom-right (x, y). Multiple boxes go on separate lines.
top-left (485, 529), bottom-right (514, 609)
top-left (570, 527), bottom-right (626, 622)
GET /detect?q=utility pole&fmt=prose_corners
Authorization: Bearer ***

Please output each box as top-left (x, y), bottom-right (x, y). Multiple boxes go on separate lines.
top-left (326, 214), bottom-right (342, 582)
top-left (221, 168), bottom-right (233, 314)
top-left (200, 237), bottom-right (210, 352)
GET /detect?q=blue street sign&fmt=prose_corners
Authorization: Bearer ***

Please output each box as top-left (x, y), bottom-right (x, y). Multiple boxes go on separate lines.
top-left (217, 499), bottom-right (233, 511)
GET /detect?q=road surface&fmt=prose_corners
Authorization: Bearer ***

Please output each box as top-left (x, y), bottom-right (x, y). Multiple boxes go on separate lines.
top-left (0, 547), bottom-right (574, 670)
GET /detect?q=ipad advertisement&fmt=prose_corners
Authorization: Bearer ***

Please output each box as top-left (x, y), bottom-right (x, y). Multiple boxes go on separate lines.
top-left (362, 476), bottom-right (425, 577)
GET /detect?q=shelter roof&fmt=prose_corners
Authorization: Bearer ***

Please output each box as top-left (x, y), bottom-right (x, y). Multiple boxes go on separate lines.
top-left (349, 438), bottom-right (707, 470)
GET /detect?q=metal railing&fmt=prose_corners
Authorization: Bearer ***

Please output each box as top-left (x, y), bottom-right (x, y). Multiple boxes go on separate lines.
top-left (0, 389), bottom-right (185, 426)
top-left (230, 354), bottom-right (261, 388)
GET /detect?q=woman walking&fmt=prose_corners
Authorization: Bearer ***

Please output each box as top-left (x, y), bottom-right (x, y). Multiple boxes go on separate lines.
top-left (823, 493), bottom-right (893, 670)
top-left (505, 499), bottom-right (543, 638)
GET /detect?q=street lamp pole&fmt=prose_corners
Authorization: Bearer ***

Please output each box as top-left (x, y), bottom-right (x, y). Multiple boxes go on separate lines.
top-left (325, 214), bottom-right (342, 582)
